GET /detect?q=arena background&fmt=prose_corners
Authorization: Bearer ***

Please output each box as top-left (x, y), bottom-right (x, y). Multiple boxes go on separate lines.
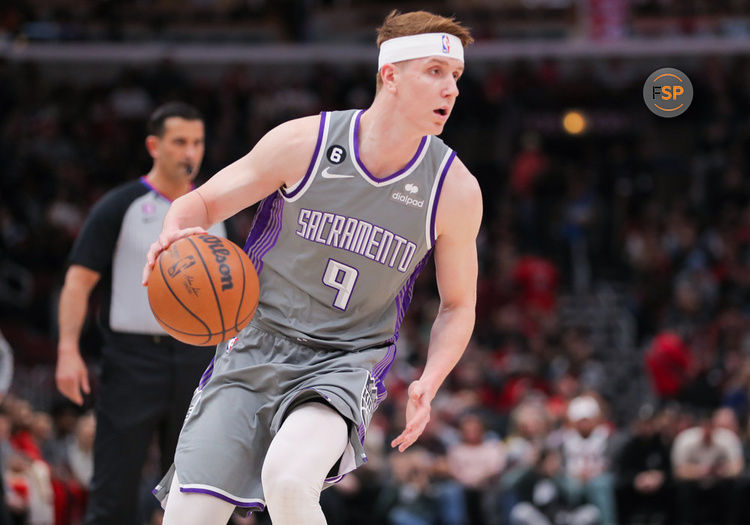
top-left (2, 1), bottom-right (750, 524)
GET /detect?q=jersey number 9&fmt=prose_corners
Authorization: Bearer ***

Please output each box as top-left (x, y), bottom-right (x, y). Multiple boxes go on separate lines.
top-left (322, 259), bottom-right (358, 310)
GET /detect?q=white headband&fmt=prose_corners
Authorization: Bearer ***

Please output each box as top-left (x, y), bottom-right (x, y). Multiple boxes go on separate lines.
top-left (378, 33), bottom-right (464, 70)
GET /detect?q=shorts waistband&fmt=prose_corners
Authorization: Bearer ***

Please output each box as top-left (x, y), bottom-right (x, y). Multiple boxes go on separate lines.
top-left (247, 320), bottom-right (392, 353)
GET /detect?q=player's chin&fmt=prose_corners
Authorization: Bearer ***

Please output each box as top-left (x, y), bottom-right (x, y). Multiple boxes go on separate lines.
top-left (430, 121), bottom-right (447, 134)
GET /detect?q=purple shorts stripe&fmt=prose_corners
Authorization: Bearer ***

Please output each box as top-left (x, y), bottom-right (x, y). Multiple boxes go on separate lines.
top-left (198, 358), bottom-right (215, 390)
top-left (325, 474), bottom-right (345, 484)
top-left (179, 487), bottom-right (266, 510)
top-left (372, 345), bottom-right (396, 379)
top-left (281, 111), bottom-right (327, 198)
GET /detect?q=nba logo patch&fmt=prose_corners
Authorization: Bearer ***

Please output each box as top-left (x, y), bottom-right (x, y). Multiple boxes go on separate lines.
top-left (225, 336), bottom-right (238, 354)
top-left (441, 34), bottom-right (450, 54)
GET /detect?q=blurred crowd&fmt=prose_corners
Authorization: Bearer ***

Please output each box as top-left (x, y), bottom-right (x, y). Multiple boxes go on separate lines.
top-left (3, 35), bottom-right (750, 525)
top-left (2, 0), bottom-right (750, 43)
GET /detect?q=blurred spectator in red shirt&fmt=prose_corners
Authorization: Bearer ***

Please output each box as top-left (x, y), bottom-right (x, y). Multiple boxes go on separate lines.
top-left (513, 255), bottom-right (559, 314)
top-left (645, 332), bottom-right (693, 399)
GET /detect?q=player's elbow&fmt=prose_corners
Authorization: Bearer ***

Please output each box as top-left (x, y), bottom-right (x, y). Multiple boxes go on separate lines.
top-left (437, 300), bottom-right (476, 326)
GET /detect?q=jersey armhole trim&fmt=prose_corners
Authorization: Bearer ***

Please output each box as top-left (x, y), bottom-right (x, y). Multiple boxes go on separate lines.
top-left (281, 112), bottom-right (329, 201)
top-left (425, 150), bottom-right (456, 250)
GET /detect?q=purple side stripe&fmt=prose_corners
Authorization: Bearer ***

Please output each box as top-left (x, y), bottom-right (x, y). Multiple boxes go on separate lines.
top-left (245, 194), bottom-right (280, 263)
top-left (244, 194), bottom-right (277, 252)
top-left (353, 110), bottom-right (428, 183)
top-left (180, 487), bottom-right (265, 510)
top-left (281, 111), bottom-right (327, 198)
top-left (198, 358), bottom-right (215, 390)
top-left (392, 249), bottom-right (433, 342)
top-left (430, 150), bottom-right (456, 247)
top-left (372, 345), bottom-right (397, 401)
top-left (243, 193), bottom-right (284, 274)
top-left (249, 196), bottom-right (284, 273)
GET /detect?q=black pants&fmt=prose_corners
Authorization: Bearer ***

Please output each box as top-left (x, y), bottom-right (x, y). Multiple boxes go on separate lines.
top-left (674, 478), bottom-right (738, 525)
top-left (84, 333), bottom-right (214, 525)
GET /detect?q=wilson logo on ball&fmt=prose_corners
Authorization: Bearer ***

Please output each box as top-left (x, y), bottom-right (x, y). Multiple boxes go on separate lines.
top-left (199, 235), bottom-right (234, 291)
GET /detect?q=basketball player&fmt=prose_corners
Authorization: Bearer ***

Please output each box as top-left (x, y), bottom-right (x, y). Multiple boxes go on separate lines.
top-left (56, 102), bottom-right (227, 525)
top-left (143, 11), bottom-right (481, 525)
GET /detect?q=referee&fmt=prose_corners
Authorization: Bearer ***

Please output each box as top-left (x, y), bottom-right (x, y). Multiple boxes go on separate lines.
top-left (55, 102), bottom-right (226, 525)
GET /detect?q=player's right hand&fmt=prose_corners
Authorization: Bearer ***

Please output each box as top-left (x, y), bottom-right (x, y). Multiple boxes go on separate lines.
top-left (142, 226), bottom-right (207, 286)
top-left (56, 349), bottom-right (90, 406)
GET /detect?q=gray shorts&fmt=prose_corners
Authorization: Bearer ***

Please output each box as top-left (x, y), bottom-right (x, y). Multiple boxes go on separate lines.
top-left (153, 321), bottom-right (394, 514)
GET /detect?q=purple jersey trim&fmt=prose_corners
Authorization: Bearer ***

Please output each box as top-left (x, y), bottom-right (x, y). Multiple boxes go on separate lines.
top-left (179, 487), bottom-right (266, 510)
top-left (281, 111), bottom-right (327, 198)
top-left (429, 150), bottom-right (456, 246)
top-left (243, 192), bottom-right (284, 274)
top-left (139, 176), bottom-right (194, 203)
top-left (353, 110), bottom-right (428, 183)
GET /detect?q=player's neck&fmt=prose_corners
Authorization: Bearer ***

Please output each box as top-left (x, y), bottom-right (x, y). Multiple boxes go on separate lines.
top-left (145, 169), bottom-right (192, 202)
top-left (359, 103), bottom-right (425, 179)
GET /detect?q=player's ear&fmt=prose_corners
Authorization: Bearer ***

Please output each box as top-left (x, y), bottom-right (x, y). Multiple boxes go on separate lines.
top-left (145, 135), bottom-right (160, 159)
top-left (380, 64), bottom-right (398, 93)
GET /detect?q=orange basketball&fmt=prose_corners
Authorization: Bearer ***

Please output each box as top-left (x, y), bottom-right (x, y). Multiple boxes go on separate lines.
top-left (147, 234), bottom-right (259, 346)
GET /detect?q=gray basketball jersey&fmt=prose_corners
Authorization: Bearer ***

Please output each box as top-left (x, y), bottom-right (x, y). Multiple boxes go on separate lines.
top-left (244, 109), bottom-right (456, 351)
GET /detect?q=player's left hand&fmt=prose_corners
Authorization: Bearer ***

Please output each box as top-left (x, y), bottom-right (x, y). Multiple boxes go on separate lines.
top-left (391, 380), bottom-right (432, 452)
top-left (141, 226), bottom-right (207, 285)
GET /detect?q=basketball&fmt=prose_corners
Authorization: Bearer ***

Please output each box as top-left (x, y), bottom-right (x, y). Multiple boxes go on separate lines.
top-left (147, 234), bottom-right (259, 346)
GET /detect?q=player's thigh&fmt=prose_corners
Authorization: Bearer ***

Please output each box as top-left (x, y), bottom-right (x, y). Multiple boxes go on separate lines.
top-left (261, 401), bottom-right (349, 485)
top-left (163, 472), bottom-right (235, 525)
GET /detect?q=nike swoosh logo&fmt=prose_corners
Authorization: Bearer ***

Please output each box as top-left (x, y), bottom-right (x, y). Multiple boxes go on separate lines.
top-left (321, 167), bottom-right (354, 179)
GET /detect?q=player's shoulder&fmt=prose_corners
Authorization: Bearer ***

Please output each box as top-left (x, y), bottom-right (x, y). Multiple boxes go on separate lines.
top-left (266, 114), bottom-right (323, 145)
top-left (443, 156), bottom-right (482, 211)
top-left (434, 156), bottom-right (482, 237)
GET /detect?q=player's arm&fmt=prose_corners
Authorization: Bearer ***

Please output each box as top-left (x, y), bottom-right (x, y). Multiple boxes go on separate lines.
top-left (143, 115), bottom-right (321, 285)
top-left (391, 158), bottom-right (482, 452)
top-left (56, 265), bottom-right (98, 405)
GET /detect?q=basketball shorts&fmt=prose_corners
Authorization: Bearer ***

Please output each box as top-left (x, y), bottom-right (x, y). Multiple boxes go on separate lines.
top-left (153, 321), bottom-right (395, 515)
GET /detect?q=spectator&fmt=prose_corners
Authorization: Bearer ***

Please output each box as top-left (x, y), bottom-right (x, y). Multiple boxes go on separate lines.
top-left (447, 413), bottom-right (506, 525)
top-left (510, 448), bottom-right (600, 525)
top-left (671, 408), bottom-right (744, 524)
top-left (615, 405), bottom-right (671, 525)
top-left (558, 396), bottom-right (616, 525)
top-left (67, 412), bottom-right (95, 488)
top-left (645, 332), bottom-right (693, 400)
top-left (376, 447), bottom-right (441, 525)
